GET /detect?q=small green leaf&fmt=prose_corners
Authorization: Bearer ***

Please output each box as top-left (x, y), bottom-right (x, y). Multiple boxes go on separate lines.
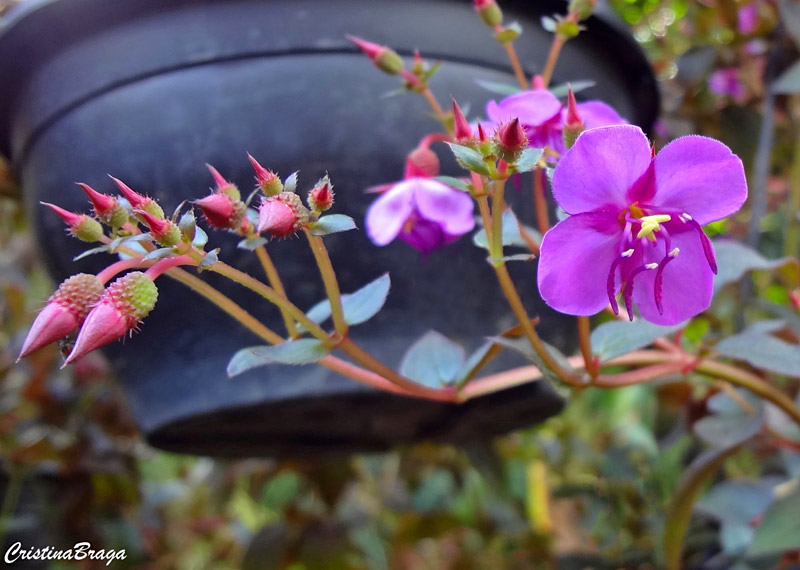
top-left (446, 142), bottom-right (490, 176)
top-left (192, 226), bottom-right (208, 248)
top-left (400, 330), bottom-right (465, 388)
top-left (475, 79), bottom-right (522, 96)
top-left (178, 211), bottom-right (196, 242)
top-left (143, 247), bottom-right (175, 261)
top-left (494, 21), bottom-right (522, 43)
top-left (434, 176), bottom-right (471, 193)
top-left (715, 332), bottom-right (800, 377)
top-left (198, 248), bottom-right (219, 270)
top-left (549, 80), bottom-right (596, 98)
top-left (746, 483), bottom-right (800, 558)
top-left (299, 273), bottom-right (391, 331)
top-left (772, 60), bottom-right (800, 94)
top-left (227, 339), bottom-right (330, 376)
top-left (713, 240), bottom-right (796, 292)
top-left (514, 148), bottom-right (544, 173)
top-left (473, 209), bottom-right (540, 250)
top-left (590, 320), bottom-right (685, 362)
top-left (237, 236), bottom-right (269, 250)
top-left (308, 214), bottom-right (357, 236)
top-left (693, 390), bottom-right (764, 448)
top-left (283, 171), bottom-right (299, 193)
top-left (73, 245), bottom-right (110, 261)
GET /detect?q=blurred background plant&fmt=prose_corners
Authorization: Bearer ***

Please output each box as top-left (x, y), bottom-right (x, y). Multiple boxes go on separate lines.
top-left (2, 0), bottom-right (800, 568)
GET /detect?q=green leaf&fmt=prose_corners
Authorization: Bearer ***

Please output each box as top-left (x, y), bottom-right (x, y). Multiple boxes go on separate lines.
top-left (237, 236), bottom-right (269, 250)
top-left (746, 484), bottom-right (800, 558)
top-left (308, 214), bottom-right (357, 236)
top-left (192, 226), bottom-right (208, 248)
top-left (227, 339), bottom-right (330, 377)
top-left (434, 176), bottom-right (471, 193)
top-left (446, 142), bottom-right (490, 176)
top-left (299, 273), bottom-right (391, 331)
top-left (455, 342), bottom-right (494, 386)
top-left (494, 21), bottom-right (522, 43)
top-left (549, 80), bottom-right (596, 98)
top-left (713, 240), bottom-right (796, 292)
top-left (198, 248), bottom-right (219, 270)
top-left (715, 332), bottom-right (800, 377)
top-left (514, 148), bottom-right (544, 173)
top-left (590, 320), bottom-right (685, 362)
top-left (400, 330), bottom-right (465, 388)
top-left (473, 209), bottom-right (540, 250)
top-left (487, 335), bottom-right (573, 387)
top-left (143, 247), bottom-right (175, 261)
top-left (283, 171), bottom-right (299, 193)
top-left (475, 79), bottom-right (522, 96)
top-left (772, 61), bottom-right (800, 94)
top-left (73, 245), bottom-right (110, 261)
top-left (693, 390), bottom-right (764, 448)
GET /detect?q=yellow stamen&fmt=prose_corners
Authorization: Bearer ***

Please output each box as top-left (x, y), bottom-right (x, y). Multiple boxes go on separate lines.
top-left (635, 214), bottom-right (671, 242)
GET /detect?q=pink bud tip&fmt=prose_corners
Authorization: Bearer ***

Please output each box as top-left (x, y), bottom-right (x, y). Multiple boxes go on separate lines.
top-left (109, 176), bottom-right (146, 208)
top-left (473, 0), bottom-right (494, 7)
top-left (77, 183), bottom-right (116, 216)
top-left (193, 193), bottom-right (236, 228)
top-left (247, 154), bottom-right (273, 184)
top-left (565, 87), bottom-right (583, 127)
top-left (258, 198), bottom-right (297, 238)
top-left (206, 164), bottom-right (230, 191)
top-left (451, 99), bottom-right (474, 141)
top-left (41, 202), bottom-right (82, 227)
top-left (18, 303), bottom-right (80, 360)
top-left (413, 49), bottom-right (423, 65)
top-left (135, 210), bottom-right (170, 234)
top-left (496, 118), bottom-right (527, 150)
top-left (532, 75), bottom-right (546, 90)
top-left (404, 147), bottom-right (440, 178)
top-left (63, 298), bottom-right (128, 365)
top-left (308, 178), bottom-right (335, 212)
top-left (346, 35), bottom-right (383, 61)
top-left (477, 123), bottom-right (489, 143)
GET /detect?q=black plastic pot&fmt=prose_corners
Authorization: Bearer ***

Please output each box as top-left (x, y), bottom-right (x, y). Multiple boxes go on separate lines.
top-left (0, 0), bottom-right (658, 457)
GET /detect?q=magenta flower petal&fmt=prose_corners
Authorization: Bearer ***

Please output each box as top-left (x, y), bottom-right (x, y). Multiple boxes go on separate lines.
top-left (631, 228), bottom-right (715, 325)
top-left (413, 179), bottom-right (475, 236)
top-left (552, 126), bottom-right (652, 214)
top-left (364, 183), bottom-right (414, 246)
top-left (537, 211), bottom-right (622, 315)
top-left (575, 101), bottom-right (628, 129)
top-left (652, 135), bottom-right (747, 225)
top-left (399, 217), bottom-right (452, 254)
top-left (485, 90), bottom-right (562, 127)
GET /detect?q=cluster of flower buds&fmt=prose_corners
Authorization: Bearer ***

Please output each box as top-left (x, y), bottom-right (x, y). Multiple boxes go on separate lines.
top-left (451, 98), bottom-right (529, 169)
top-left (18, 270), bottom-right (159, 364)
top-left (193, 165), bottom-right (250, 234)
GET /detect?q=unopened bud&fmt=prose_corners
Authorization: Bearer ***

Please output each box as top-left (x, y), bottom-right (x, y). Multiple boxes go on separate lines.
top-left (404, 147), bottom-right (440, 178)
top-left (78, 183), bottom-right (128, 229)
top-left (568, 0), bottom-right (596, 21)
top-left (248, 154), bottom-right (283, 196)
top-left (495, 118), bottom-right (528, 162)
top-left (42, 202), bottom-right (104, 242)
top-left (136, 210), bottom-right (182, 247)
top-left (65, 272), bottom-right (158, 365)
top-left (452, 99), bottom-right (474, 142)
top-left (562, 87), bottom-right (585, 151)
top-left (193, 193), bottom-right (244, 230)
top-left (110, 176), bottom-right (164, 218)
top-left (18, 274), bottom-right (104, 359)
top-left (257, 192), bottom-right (309, 238)
top-left (347, 35), bottom-right (405, 75)
top-left (206, 164), bottom-right (241, 200)
top-left (307, 176), bottom-right (334, 212)
top-left (532, 75), bottom-right (546, 90)
top-left (474, 0), bottom-right (503, 27)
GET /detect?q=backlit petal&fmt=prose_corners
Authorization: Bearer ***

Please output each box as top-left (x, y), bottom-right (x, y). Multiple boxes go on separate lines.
top-left (412, 179), bottom-right (475, 236)
top-left (485, 90), bottom-right (562, 127)
top-left (364, 182), bottom-right (414, 246)
top-left (652, 135), bottom-right (747, 224)
top-left (538, 211), bottom-right (622, 315)
top-left (553, 125), bottom-right (652, 214)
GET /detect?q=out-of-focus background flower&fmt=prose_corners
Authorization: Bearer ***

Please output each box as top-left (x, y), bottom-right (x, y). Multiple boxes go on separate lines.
top-left (1, 0), bottom-right (799, 568)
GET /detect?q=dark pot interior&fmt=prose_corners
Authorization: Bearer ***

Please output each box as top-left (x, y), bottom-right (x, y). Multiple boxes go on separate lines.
top-left (0, 0), bottom-right (658, 457)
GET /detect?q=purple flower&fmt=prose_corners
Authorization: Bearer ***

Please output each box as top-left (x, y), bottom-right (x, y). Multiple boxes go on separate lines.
top-left (365, 178), bottom-right (475, 254)
top-left (483, 89), bottom-right (627, 155)
top-left (709, 68), bottom-right (747, 102)
top-left (537, 125), bottom-right (747, 325)
top-left (738, 3), bottom-right (758, 34)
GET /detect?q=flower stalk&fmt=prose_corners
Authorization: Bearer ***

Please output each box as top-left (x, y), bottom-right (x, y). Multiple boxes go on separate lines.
top-left (304, 230), bottom-right (348, 337)
top-left (254, 245), bottom-right (297, 337)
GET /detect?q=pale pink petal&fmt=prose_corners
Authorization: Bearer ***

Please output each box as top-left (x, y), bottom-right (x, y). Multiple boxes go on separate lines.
top-left (552, 125), bottom-right (653, 214)
top-left (364, 182), bottom-right (414, 246)
top-left (412, 179), bottom-right (475, 236)
top-left (631, 228), bottom-right (715, 325)
top-left (485, 90), bottom-right (562, 127)
top-left (651, 135), bottom-right (747, 224)
top-left (575, 101), bottom-right (627, 129)
top-left (537, 211), bottom-right (622, 315)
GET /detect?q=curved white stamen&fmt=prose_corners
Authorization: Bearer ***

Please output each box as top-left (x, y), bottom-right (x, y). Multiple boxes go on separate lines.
top-left (669, 247), bottom-right (680, 257)
top-left (621, 248), bottom-right (634, 257)
top-left (645, 262), bottom-right (659, 270)
top-left (679, 212), bottom-right (693, 223)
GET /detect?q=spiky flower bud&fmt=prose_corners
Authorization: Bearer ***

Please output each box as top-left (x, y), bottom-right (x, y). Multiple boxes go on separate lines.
top-left (110, 176), bottom-right (164, 218)
top-left (474, 0), bottom-right (503, 27)
top-left (248, 154), bottom-right (283, 197)
top-left (452, 99), bottom-right (475, 143)
top-left (495, 118), bottom-right (528, 163)
top-left (568, 0), bottom-right (596, 21)
top-left (42, 202), bottom-right (104, 242)
top-left (77, 183), bottom-right (128, 228)
top-left (307, 176), bottom-right (334, 212)
top-left (562, 87), bottom-right (586, 151)
top-left (206, 164), bottom-right (241, 201)
top-left (193, 193), bottom-right (245, 230)
top-left (257, 192), bottom-right (309, 238)
top-left (64, 272), bottom-right (158, 364)
top-left (347, 35), bottom-right (405, 75)
top-left (18, 274), bottom-right (104, 359)
top-left (136, 210), bottom-right (182, 247)
top-left (404, 147), bottom-right (440, 178)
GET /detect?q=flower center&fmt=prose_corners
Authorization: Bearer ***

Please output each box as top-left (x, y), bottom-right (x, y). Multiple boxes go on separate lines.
top-left (607, 205), bottom-right (717, 319)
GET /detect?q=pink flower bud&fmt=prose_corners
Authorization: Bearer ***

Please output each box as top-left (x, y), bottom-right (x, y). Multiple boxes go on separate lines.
top-left (64, 272), bottom-right (158, 365)
top-left (474, 0), bottom-right (503, 27)
top-left (532, 75), bottom-right (546, 90)
top-left (404, 147), bottom-right (440, 178)
top-left (78, 183), bottom-right (128, 228)
top-left (135, 210), bottom-right (181, 246)
top-left (194, 193), bottom-right (240, 229)
top-left (18, 273), bottom-right (104, 360)
top-left (248, 154), bottom-right (283, 196)
top-left (495, 118), bottom-right (528, 161)
top-left (110, 176), bottom-right (164, 218)
top-left (562, 87), bottom-right (586, 151)
top-left (206, 164), bottom-right (241, 200)
top-left (41, 202), bottom-right (104, 242)
top-left (451, 99), bottom-right (474, 142)
top-left (307, 177), bottom-right (335, 212)
top-left (346, 35), bottom-right (405, 75)
top-left (257, 192), bottom-right (308, 238)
